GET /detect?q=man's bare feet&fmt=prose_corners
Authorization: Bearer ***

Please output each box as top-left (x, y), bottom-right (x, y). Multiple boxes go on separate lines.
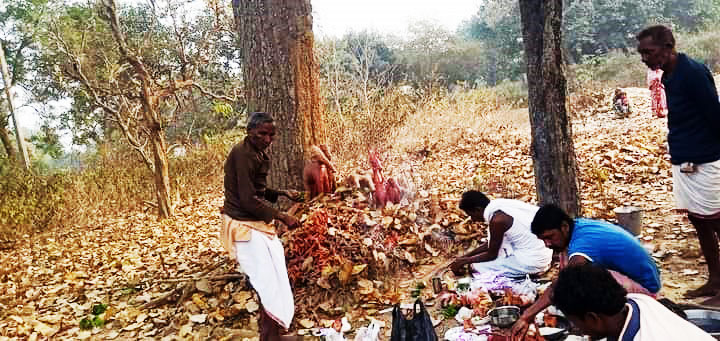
top-left (685, 281), bottom-right (720, 298)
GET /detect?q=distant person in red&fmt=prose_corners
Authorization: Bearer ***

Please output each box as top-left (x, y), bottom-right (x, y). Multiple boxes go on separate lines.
top-left (646, 68), bottom-right (667, 118)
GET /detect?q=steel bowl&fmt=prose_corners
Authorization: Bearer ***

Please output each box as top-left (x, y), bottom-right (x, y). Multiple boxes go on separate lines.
top-left (488, 306), bottom-right (521, 328)
top-left (685, 309), bottom-right (720, 336)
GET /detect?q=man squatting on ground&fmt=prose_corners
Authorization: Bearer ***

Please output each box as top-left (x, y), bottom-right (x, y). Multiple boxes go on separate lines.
top-left (510, 204), bottom-right (662, 339)
top-left (553, 264), bottom-right (713, 340)
top-left (220, 112), bottom-right (303, 341)
top-left (449, 191), bottom-right (552, 278)
top-left (636, 25), bottom-right (720, 305)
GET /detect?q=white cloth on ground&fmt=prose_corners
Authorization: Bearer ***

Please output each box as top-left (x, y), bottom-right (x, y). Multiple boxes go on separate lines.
top-left (619, 293), bottom-right (713, 341)
top-left (672, 159), bottom-right (720, 218)
top-left (234, 230), bottom-right (294, 329)
top-left (473, 199), bottom-right (552, 277)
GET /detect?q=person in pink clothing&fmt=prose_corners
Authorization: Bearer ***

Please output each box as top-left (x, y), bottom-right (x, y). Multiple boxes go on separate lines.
top-left (647, 68), bottom-right (667, 118)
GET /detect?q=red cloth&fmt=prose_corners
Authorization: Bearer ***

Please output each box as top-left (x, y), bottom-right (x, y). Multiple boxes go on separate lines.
top-left (647, 69), bottom-right (667, 118)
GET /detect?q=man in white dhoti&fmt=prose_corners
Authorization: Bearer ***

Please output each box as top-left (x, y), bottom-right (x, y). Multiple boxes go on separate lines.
top-left (553, 264), bottom-right (713, 341)
top-left (221, 111), bottom-right (303, 340)
top-left (448, 191), bottom-right (552, 278)
top-left (636, 26), bottom-right (720, 304)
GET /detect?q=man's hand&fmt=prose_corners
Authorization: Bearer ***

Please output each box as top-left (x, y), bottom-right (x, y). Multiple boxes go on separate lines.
top-left (282, 190), bottom-right (305, 202)
top-left (449, 257), bottom-right (469, 276)
top-left (510, 316), bottom-right (531, 341)
top-left (279, 213), bottom-right (300, 229)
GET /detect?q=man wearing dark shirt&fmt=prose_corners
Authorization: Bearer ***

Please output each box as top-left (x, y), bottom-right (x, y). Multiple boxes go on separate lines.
top-left (637, 26), bottom-right (720, 305)
top-left (220, 111), bottom-right (302, 340)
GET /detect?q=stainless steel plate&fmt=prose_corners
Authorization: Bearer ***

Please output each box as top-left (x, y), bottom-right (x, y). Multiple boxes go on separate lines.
top-left (684, 309), bottom-right (720, 336)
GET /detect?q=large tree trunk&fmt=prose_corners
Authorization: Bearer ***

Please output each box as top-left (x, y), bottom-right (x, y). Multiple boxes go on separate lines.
top-left (519, 0), bottom-right (580, 216)
top-left (234, 0), bottom-right (326, 190)
top-left (141, 81), bottom-right (173, 218)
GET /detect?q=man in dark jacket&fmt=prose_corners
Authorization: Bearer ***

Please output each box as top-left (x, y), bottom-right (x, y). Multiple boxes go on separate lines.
top-left (221, 111), bottom-right (302, 340)
top-left (637, 25), bottom-right (720, 305)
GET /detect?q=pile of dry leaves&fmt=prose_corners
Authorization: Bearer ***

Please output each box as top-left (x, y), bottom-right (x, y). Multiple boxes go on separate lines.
top-left (283, 187), bottom-right (480, 325)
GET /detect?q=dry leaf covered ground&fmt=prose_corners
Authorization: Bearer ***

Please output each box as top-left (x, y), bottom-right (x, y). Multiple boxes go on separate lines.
top-left (0, 85), bottom-right (714, 340)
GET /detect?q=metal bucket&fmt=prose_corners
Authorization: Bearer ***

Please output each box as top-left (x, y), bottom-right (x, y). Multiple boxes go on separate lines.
top-left (613, 206), bottom-right (643, 236)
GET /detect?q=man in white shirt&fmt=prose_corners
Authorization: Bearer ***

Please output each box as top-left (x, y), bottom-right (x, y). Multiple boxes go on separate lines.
top-left (449, 191), bottom-right (552, 278)
top-left (553, 264), bottom-right (713, 341)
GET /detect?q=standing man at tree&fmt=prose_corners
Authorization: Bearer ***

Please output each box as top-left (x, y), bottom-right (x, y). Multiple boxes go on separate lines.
top-left (220, 111), bottom-right (303, 340)
top-left (636, 25), bottom-right (720, 305)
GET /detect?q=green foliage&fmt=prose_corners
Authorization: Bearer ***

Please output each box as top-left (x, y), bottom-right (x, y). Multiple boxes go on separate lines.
top-left (34, 0), bottom-right (240, 151)
top-left (29, 123), bottom-right (63, 159)
top-left (396, 21), bottom-right (489, 88)
top-left (79, 303), bottom-right (107, 330)
top-left (78, 318), bottom-right (93, 330)
top-left (91, 303), bottom-right (108, 315)
top-left (677, 30), bottom-right (720, 70)
top-left (441, 304), bottom-right (460, 319)
top-left (460, 0), bottom-right (524, 84)
top-left (569, 51), bottom-right (647, 89)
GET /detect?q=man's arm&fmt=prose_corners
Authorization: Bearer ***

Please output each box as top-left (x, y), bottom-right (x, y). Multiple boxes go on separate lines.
top-left (233, 154), bottom-right (282, 223)
top-left (510, 255), bottom-right (589, 339)
top-left (463, 243), bottom-right (489, 258)
top-left (450, 212), bottom-right (510, 274)
top-left (466, 213), bottom-right (510, 262)
top-left (690, 66), bottom-right (720, 133)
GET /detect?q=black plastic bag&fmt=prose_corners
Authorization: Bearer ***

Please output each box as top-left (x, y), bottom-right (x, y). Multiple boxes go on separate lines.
top-left (390, 299), bottom-right (438, 341)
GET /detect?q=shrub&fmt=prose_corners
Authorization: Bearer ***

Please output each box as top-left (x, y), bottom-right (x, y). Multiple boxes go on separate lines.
top-left (0, 162), bottom-right (69, 238)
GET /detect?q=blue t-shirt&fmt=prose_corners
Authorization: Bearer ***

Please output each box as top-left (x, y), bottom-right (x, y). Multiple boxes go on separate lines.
top-left (568, 218), bottom-right (661, 293)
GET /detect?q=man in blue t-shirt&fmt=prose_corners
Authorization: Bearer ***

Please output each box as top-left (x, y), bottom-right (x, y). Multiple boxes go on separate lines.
top-left (636, 25), bottom-right (720, 305)
top-left (510, 204), bottom-right (661, 339)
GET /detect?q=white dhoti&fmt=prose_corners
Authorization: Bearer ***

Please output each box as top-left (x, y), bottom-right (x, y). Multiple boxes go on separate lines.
top-left (471, 253), bottom-right (550, 278)
top-left (672, 159), bottom-right (720, 219)
top-left (220, 214), bottom-right (294, 329)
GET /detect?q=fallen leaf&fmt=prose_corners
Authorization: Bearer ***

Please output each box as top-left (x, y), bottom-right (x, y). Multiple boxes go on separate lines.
top-left (189, 314), bottom-right (207, 323)
top-left (245, 300), bottom-right (259, 313)
top-left (298, 319), bottom-right (315, 328)
top-left (195, 279), bottom-right (212, 294)
top-left (352, 264), bottom-right (367, 275)
top-left (338, 262), bottom-right (353, 285)
top-left (179, 323), bottom-right (193, 337)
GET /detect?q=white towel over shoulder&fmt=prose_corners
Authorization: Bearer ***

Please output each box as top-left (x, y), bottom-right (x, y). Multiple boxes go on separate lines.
top-left (623, 294), bottom-right (713, 340)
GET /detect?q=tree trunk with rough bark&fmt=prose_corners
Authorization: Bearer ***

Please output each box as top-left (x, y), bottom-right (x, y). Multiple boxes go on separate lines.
top-left (519, 0), bottom-right (580, 216)
top-left (0, 118), bottom-right (18, 160)
top-left (102, 0), bottom-right (175, 218)
top-left (0, 40), bottom-right (30, 170)
top-left (233, 0), bottom-right (326, 190)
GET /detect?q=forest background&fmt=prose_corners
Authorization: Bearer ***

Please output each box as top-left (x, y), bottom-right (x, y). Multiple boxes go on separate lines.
top-left (1, 0), bottom-right (720, 243)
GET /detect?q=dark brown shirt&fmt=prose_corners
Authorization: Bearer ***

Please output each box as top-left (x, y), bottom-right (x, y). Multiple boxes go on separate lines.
top-left (223, 137), bottom-right (281, 223)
